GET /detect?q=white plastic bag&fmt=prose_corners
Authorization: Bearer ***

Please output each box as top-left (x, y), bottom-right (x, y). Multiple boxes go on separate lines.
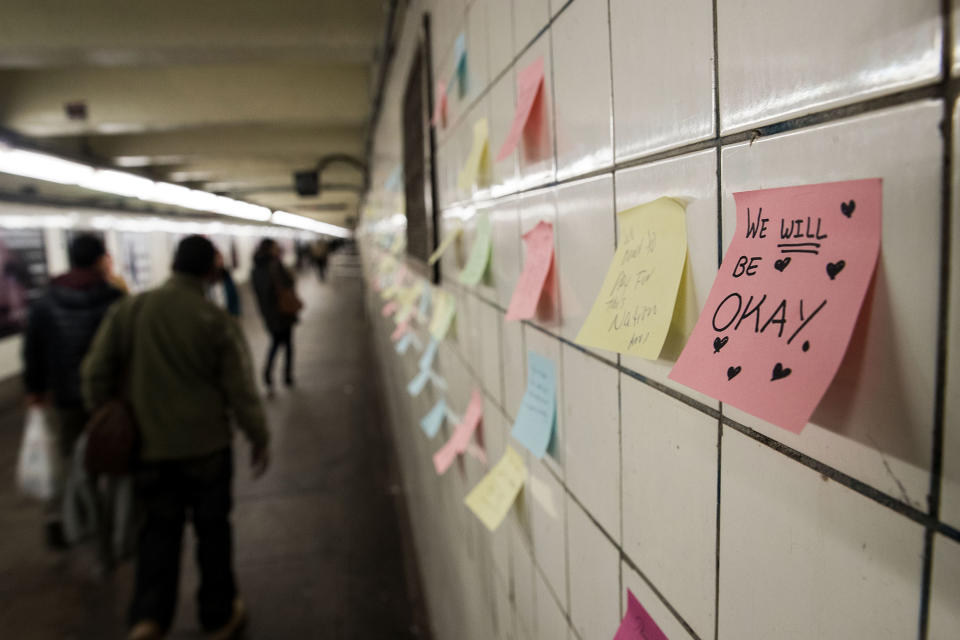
top-left (16, 407), bottom-right (55, 500)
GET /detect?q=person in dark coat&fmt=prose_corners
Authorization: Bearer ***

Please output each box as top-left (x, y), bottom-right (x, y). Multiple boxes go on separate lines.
top-left (22, 233), bottom-right (125, 548)
top-left (250, 239), bottom-right (299, 396)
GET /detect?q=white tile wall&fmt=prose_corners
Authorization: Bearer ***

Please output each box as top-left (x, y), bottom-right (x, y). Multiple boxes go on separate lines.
top-left (566, 496), bottom-right (620, 640)
top-left (562, 344), bottom-right (620, 542)
top-left (610, 0), bottom-right (715, 160)
top-left (361, 1), bottom-right (959, 638)
top-left (554, 174), bottom-right (615, 346)
top-left (929, 534), bottom-right (960, 640)
top-left (620, 375), bottom-right (718, 638)
top-left (551, 0), bottom-right (613, 180)
top-left (717, 0), bottom-right (942, 133)
top-left (719, 428), bottom-right (925, 639)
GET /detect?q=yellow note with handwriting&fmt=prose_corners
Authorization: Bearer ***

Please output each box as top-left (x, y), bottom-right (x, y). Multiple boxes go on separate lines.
top-left (575, 197), bottom-right (687, 359)
top-left (464, 446), bottom-right (527, 531)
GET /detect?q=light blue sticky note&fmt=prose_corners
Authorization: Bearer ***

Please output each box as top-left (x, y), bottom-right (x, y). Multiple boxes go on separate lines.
top-left (418, 285), bottom-right (432, 320)
top-left (407, 368), bottom-right (430, 397)
top-left (396, 332), bottom-right (414, 354)
top-left (419, 338), bottom-right (440, 372)
top-left (510, 351), bottom-right (557, 459)
top-left (454, 33), bottom-right (466, 64)
top-left (420, 399), bottom-right (446, 438)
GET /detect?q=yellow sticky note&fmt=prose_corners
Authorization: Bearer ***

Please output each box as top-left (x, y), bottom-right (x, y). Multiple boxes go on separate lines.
top-left (464, 446), bottom-right (527, 531)
top-left (428, 290), bottom-right (457, 341)
top-left (429, 226), bottom-right (462, 265)
top-left (575, 197), bottom-right (688, 359)
top-left (457, 118), bottom-right (489, 192)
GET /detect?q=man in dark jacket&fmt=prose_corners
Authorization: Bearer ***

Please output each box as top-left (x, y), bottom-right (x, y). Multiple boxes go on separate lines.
top-left (22, 233), bottom-right (124, 547)
top-left (83, 235), bottom-right (269, 640)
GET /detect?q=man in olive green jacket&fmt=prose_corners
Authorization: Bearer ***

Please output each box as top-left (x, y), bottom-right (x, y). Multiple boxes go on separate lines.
top-left (82, 235), bottom-right (269, 640)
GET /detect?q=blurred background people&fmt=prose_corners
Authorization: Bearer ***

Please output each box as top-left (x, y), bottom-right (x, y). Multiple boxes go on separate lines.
top-left (209, 249), bottom-right (241, 317)
top-left (251, 239), bottom-right (300, 397)
top-left (82, 235), bottom-right (270, 640)
top-left (22, 233), bottom-right (125, 548)
top-left (310, 238), bottom-right (330, 282)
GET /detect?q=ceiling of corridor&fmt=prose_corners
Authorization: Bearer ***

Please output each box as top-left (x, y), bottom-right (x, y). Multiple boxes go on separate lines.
top-left (0, 0), bottom-right (391, 228)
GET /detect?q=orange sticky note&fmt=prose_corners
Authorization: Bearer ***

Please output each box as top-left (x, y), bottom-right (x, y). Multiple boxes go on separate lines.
top-left (433, 389), bottom-right (484, 475)
top-left (669, 178), bottom-right (882, 433)
top-left (505, 221), bottom-right (555, 322)
top-left (432, 80), bottom-right (447, 127)
top-left (495, 57), bottom-right (545, 162)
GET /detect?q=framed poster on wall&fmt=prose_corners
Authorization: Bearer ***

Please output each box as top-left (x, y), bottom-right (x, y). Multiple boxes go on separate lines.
top-left (0, 229), bottom-right (48, 338)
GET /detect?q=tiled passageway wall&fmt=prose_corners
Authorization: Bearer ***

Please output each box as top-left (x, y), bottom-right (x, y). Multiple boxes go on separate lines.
top-left (360, 1), bottom-right (960, 638)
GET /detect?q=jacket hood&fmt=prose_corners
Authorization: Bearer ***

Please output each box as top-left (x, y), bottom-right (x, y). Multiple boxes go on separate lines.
top-left (49, 276), bottom-right (123, 310)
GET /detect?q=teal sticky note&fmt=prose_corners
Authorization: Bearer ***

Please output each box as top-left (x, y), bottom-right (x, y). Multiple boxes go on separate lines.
top-left (418, 285), bottom-right (432, 320)
top-left (453, 33), bottom-right (468, 98)
top-left (420, 399), bottom-right (446, 438)
top-left (510, 351), bottom-right (557, 459)
top-left (419, 338), bottom-right (440, 372)
top-left (407, 368), bottom-right (430, 397)
top-left (396, 332), bottom-right (414, 355)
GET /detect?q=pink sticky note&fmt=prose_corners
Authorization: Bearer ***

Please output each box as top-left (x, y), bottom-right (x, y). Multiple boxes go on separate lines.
top-left (431, 81), bottom-right (448, 127)
top-left (669, 179), bottom-right (882, 433)
top-left (505, 221), bottom-right (555, 322)
top-left (614, 590), bottom-right (669, 640)
top-left (390, 319), bottom-right (410, 342)
top-left (495, 57), bottom-right (545, 162)
top-left (433, 390), bottom-right (484, 475)
top-left (381, 301), bottom-right (398, 317)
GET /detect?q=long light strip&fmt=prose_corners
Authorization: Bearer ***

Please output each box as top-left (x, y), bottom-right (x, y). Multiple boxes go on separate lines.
top-left (271, 211), bottom-right (352, 238)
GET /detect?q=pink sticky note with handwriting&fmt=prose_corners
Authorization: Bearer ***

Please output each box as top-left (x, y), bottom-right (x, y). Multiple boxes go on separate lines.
top-left (670, 178), bottom-right (881, 433)
top-left (495, 58), bottom-right (544, 162)
top-left (614, 590), bottom-right (669, 640)
top-left (432, 81), bottom-right (447, 127)
top-left (390, 319), bottom-right (410, 342)
top-left (433, 389), bottom-right (484, 475)
top-left (506, 221), bottom-right (555, 322)
top-left (381, 301), bottom-right (398, 317)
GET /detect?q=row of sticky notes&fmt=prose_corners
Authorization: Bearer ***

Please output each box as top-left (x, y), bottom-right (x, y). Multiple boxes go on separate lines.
top-left (433, 178), bottom-right (882, 434)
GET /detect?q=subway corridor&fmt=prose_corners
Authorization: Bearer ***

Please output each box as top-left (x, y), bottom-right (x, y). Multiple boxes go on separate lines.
top-left (0, 250), bottom-right (429, 639)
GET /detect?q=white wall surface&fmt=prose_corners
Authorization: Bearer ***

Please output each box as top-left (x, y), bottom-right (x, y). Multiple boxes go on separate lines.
top-left (360, 1), bottom-right (958, 639)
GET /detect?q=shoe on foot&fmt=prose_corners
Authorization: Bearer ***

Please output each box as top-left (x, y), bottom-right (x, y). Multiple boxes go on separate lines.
top-left (207, 599), bottom-right (247, 640)
top-left (128, 620), bottom-right (163, 640)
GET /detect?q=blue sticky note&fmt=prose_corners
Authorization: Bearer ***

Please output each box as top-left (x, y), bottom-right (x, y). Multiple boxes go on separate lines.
top-left (510, 351), bottom-right (557, 458)
top-left (396, 332), bottom-right (414, 354)
top-left (454, 33), bottom-right (466, 64)
top-left (407, 369), bottom-right (430, 397)
top-left (418, 285), bottom-right (432, 320)
top-left (420, 399), bottom-right (446, 438)
top-left (419, 338), bottom-right (440, 372)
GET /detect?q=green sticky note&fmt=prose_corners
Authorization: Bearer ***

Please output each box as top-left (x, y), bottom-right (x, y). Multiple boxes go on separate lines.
top-left (458, 214), bottom-right (492, 286)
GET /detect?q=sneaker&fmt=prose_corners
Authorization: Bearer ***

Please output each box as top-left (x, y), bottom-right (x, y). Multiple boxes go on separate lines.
top-left (127, 620), bottom-right (163, 640)
top-left (207, 599), bottom-right (247, 640)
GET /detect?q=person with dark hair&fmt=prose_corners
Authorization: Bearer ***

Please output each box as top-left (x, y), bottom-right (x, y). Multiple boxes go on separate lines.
top-left (82, 235), bottom-right (270, 640)
top-left (250, 238), bottom-right (301, 397)
top-left (22, 232), bottom-right (125, 548)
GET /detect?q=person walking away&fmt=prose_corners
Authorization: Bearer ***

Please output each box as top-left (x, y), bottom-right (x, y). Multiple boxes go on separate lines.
top-left (22, 233), bottom-right (125, 548)
top-left (208, 250), bottom-right (241, 317)
top-left (250, 239), bottom-right (300, 397)
top-left (82, 236), bottom-right (270, 640)
top-left (310, 239), bottom-right (329, 281)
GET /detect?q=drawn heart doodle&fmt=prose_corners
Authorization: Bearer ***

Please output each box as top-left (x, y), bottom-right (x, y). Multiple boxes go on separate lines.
top-left (774, 257), bottom-right (791, 272)
top-left (840, 200), bottom-right (855, 218)
top-left (771, 362), bottom-right (791, 381)
top-left (727, 366), bottom-right (741, 380)
top-left (713, 336), bottom-right (728, 353)
top-left (826, 260), bottom-right (845, 280)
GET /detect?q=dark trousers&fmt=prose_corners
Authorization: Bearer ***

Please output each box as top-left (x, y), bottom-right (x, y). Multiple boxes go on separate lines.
top-left (129, 449), bottom-right (236, 633)
top-left (264, 327), bottom-right (293, 386)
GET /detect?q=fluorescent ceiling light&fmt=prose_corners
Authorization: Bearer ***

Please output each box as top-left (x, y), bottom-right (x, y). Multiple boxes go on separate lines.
top-left (0, 148), bottom-right (93, 184)
top-left (271, 211), bottom-right (352, 238)
top-left (78, 169), bottom-right (157, 199)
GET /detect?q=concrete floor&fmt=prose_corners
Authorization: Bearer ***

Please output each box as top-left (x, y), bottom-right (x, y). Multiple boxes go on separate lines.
top-left (0, 249), bottom-right (430, 639)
